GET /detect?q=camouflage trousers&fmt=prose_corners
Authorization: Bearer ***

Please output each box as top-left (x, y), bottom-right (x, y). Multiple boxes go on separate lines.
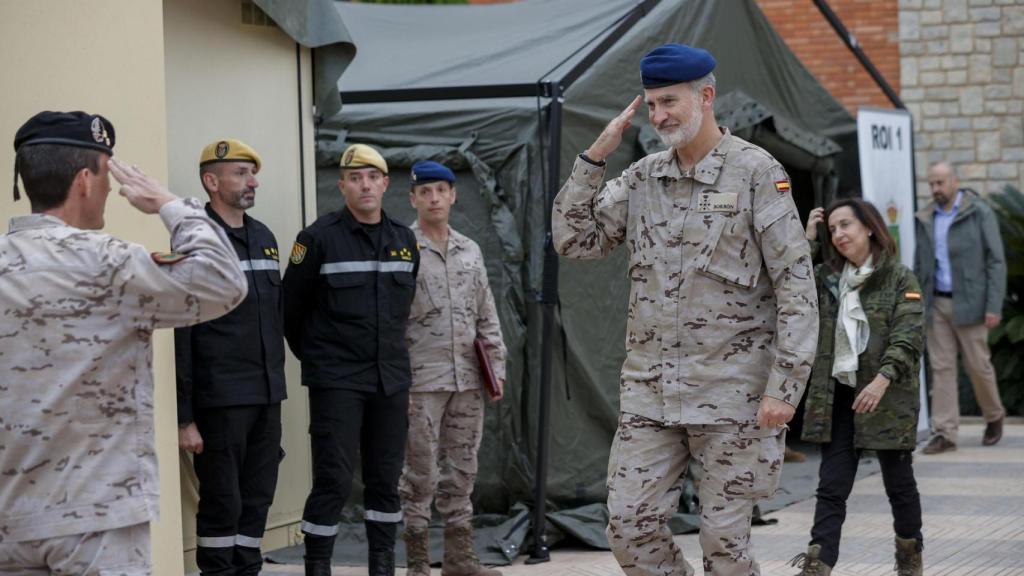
top-left (399, 389), bottom-right (485, 530)
top-left (606, 412), bottom-right (785, 576)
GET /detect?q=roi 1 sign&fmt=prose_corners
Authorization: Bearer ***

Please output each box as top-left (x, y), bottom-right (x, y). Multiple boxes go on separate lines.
top-left (857, 106), bottom-right (929, 436)
top-left (857, 107), bottom-right (917, 269)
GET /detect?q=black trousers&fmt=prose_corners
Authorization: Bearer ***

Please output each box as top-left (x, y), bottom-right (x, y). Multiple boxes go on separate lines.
top-left (193, 403), bottom-right (282, 576)
top-left (810, 383), bottom-right (923, 567)
top-left (301, 386), bottom-right (409, 561)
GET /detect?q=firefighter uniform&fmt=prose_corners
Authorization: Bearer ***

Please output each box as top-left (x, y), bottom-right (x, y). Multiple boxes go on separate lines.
top-left (176, 201), bottom-right (287, 575)
top-left (283, 204), bottom-right (419, 565)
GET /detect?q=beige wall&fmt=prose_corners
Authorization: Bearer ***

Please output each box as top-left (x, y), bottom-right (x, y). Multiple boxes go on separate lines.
top-left (0, 1), bottom-right (183, 574)
top-left (163, 0), bottom-right (316, 568)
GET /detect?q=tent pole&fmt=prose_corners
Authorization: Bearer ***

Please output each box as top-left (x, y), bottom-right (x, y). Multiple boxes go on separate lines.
top-left (528, 80), bottom-right (562, 565)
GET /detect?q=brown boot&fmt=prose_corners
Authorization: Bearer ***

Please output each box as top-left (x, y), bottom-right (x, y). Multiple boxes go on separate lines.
top-left (403, 527), bottom-right (431, 576)
top-left (788, 544), bottom-right (831, 575)
top-left (921, 434), bottom-right (956, 454)
top-left (785, 446), bottom-right (807, 462)
top-left (894, 536), bottom-right (922, 576)
top-left (441, 525), bottom-right (500, 576)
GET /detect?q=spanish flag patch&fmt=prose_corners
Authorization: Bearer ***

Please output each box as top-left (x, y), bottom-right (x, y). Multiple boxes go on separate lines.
top-left (151, 251), bottom-right (187, 265)
top-left (290, 242), bottom-right (308, 265)
top-left (905, 292), bottom-right (921, 301)
top-left (775, 180), bottom-right (791, 193)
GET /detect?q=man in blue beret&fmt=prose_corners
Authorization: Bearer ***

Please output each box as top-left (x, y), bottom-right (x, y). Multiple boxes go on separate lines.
top-left (0, 111), bottom-right (246, 574)
top-left (552, 44), bottom-right (818, 576)
top-left (399, 160), bottom-right (506, 576)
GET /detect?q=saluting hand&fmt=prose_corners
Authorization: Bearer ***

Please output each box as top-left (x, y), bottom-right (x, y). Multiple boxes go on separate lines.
top-left (805, 207), bottom-right (825, 241)
top-left (109, 157), bottom-right (178, 215)
top-left (178, 422), bottom-right (204, 454)
top-left (585, 95), bottom-right (643, 164)
top-left (852, 374), bottom-right (890, 414)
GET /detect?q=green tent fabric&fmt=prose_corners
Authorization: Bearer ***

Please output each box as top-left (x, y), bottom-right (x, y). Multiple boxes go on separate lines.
top-left (279, 0), bottom-right (859, 562)
top-left (254, 0), bottom-right (356, 120)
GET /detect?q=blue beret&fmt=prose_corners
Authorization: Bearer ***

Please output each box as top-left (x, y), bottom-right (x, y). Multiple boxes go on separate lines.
top-left (411, 160), bottom-right (455, 185)
top-left (640, 43), bottom-right (716, 88)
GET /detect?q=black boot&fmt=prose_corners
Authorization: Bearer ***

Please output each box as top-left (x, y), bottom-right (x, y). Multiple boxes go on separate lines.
top-left (368, 549), bottom-right (395, 576)
top-left (304, 558), bottom-right (332, 576)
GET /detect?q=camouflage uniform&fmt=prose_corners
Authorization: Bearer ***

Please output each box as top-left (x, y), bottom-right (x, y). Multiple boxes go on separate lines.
top-left (553, 130), bottom-right (817, 576)
top-left (399, 222), bottom-right (506, 530)
top-left (0, 199), bottom-right (246, 568)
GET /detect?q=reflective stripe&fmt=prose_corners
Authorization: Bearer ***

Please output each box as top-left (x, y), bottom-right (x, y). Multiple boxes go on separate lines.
top-left (234, 534), bottom-right (262, 548)
top-left (320, 261), bottom-right (415, 275)
top-left (239, 259), bottom-right (280, 272)
top-left (301, 520), bottom-right (340, 537)
top-left (196, 535), bottom-right (236, 548)
top-left (365, 509), bottom-right (403, 523)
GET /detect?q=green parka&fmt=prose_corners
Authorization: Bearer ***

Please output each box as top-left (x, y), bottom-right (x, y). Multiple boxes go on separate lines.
top-left (801, 253), bottom-right (925, 450)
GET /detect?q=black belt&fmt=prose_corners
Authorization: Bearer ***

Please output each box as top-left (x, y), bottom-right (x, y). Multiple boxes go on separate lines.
top-left (934, 290), bottom-right (953, 298)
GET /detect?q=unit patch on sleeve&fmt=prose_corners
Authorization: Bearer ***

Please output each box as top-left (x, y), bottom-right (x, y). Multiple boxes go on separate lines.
top-left (905, 291), bottom-right (921, 301)
top-left (775, 180), bottom-right (791, 193)
top-left (290, 242), bottom-right (308, 265)
top-left (151, 251), bottom-right (187, 265)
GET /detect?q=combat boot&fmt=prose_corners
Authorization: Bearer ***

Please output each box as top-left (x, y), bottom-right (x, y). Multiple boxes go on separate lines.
top-left (403, 526), bottom-right (432, 576)
top-left (304, 558), bottom-right (332, 576)
top-left (894, 536), bottom-right (923, 576)
top-left (441, 525), bottom-right (501, 576)
top-left (368, 549), bottom-right (395, 576)
top-left (788, 544), bottom-right (831, 575)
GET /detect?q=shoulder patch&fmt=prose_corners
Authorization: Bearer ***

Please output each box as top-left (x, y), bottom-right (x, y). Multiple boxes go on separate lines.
top-left (774, 180), bottom-right (791, 193)
top-left (905, 292), bottom-right (921, 300)
top-left (151, 251), bottom-right (187, 265)
top-left (290, 242), bottom-right (308, 265)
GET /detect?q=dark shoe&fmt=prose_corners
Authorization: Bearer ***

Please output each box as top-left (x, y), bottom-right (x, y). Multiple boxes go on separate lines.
top-left (369, 550), bottom-right (395, 576)
top-left (304, 558), bottom-right (332, 576)
top-left (894, 536), bottom-right (923, 576)
top-left (788, 544), bottom-right (831, 575)
top-left (403, 527), bottom-right (431, 576)
top-left (983, 417), bottom-right (1004, 446)
top-left (921, 435), bottom-right (956, 455)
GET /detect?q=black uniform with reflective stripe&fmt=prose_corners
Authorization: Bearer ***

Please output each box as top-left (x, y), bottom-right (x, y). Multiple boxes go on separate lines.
top-left (283, 207), bottom-right (419, 393)
top-left (175, 205), bottom-right (287, 424)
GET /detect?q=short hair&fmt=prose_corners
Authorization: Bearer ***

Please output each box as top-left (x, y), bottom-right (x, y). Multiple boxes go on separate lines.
top-left (928, 160), bottom-right (957, 179)
top-left (16, 144), bottom-right (103, 212)
top-left (689, 72), bottom-right (716, 95)
top-left (823, 198), bottom-right (896, 272)
top-left (199, 162), bottom-right (221, 194)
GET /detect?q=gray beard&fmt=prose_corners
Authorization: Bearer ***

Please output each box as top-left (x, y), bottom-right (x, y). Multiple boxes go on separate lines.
top-left (657, 108), bottom-right (703, 149)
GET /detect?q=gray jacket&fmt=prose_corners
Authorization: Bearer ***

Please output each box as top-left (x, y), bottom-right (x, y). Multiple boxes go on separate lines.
top-left (914, 189), bottom-right (1006, 326)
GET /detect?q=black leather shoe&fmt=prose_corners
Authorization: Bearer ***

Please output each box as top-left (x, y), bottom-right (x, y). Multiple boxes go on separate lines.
top-left (983, 417), bottom-right (1004, 446)
top-left (368, 550), bottom-right (395, 576)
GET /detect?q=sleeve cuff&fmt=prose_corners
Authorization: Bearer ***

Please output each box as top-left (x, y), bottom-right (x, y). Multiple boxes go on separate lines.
top-left (765, 367), bottom-right (803, 407)
top-left (159, 197), bottom-right (203, 231)
top-left (571, 155), bottom-right (607, 187)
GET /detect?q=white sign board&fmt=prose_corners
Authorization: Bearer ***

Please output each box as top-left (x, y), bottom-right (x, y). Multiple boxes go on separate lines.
top-left (857, 107), bottom-right (929, 435)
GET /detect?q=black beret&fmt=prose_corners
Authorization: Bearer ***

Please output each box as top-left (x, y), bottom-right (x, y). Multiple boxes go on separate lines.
top-left (14, 111), bottom-right (115, 155)
top-left (640, 43), bottom-right (716, 88)
top-left (411, 160), bottom-right (455, 185)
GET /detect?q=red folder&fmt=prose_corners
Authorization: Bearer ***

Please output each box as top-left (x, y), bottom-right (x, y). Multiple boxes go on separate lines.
top-left (474, 336), bottom-right (500, 399)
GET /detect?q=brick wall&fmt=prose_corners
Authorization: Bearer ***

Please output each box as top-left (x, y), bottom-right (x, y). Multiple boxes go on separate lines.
top-left (900, 0), bottom-right (1024, 199)
top-left (755, 0), bottom-right (901, 114)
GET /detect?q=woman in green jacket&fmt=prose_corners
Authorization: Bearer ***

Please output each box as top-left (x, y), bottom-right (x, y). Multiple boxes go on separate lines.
top-left (791, 199), bottom-right (925, 576)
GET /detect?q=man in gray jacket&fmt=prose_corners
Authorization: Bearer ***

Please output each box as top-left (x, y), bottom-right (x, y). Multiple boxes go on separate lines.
top-left (915, 161), bottom-right (1006, 454)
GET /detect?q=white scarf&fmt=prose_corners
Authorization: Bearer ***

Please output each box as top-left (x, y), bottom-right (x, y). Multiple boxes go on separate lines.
top-left (832, 255), bottom-right (873, 387)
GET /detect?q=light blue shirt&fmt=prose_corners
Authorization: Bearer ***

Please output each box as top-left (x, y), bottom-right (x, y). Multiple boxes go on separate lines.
top-left (933, 191), bottom-right (962, 293)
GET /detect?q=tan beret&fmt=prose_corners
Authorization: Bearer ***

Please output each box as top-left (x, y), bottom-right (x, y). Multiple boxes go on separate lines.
top-left (340, 143), bottom-right (387, 175)
top-left (200, 139), bottom-right (262, 173)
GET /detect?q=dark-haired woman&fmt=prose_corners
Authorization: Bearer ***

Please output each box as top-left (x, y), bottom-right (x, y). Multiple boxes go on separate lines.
top-left (791, 200), bottom-right (925, 576)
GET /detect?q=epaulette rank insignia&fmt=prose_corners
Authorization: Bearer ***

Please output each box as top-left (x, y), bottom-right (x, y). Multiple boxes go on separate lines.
top-left (905, 292), bottom-right (921, 300)
top-left (151, 251), bottom-right (188, 265)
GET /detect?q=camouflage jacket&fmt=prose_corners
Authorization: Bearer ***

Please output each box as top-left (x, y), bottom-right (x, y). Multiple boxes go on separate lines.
top-left (801, 254), bottom-right (924, 449)
top-left (0, 199), bottom-right (246, 542)
top-left (552, 129), bottom-right (818, 425)
top-left (406, 222), bottom-right (506, 392)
